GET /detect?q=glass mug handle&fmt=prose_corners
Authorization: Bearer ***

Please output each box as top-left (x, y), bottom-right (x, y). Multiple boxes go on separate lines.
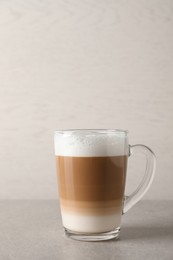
top-left (123, 144), bottom-right (156, 214)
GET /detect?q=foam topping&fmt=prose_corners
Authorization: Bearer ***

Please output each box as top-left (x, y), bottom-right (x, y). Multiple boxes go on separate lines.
top-left (54, 130), bottom-right (128, 156)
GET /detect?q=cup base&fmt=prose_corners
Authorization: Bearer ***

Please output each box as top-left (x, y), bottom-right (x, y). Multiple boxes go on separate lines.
top-left (64, 227), bottom-right (120, 242)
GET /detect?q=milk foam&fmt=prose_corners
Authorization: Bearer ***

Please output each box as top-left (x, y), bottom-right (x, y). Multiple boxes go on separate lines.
top-left (54, 130), bottom-right (128, 156)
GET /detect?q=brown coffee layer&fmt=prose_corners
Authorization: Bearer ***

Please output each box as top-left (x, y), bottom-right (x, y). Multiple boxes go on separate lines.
top-left (60, 198), bottom-right (123, 215)
top-left (56, 156), bottom-right (127, 202)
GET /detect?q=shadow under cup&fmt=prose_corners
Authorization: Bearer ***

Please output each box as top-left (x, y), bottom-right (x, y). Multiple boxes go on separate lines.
top-left (54, 129), bottom-right (129, 241)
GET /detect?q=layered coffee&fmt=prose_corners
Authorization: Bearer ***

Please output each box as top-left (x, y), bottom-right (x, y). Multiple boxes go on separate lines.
top-left (55, 131), bottom-right (128, 233)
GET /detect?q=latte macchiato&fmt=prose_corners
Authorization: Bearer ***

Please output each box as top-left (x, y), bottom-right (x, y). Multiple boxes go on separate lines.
top-left (55, 130), bottom-right (128, 233)
top-left (54, 129), bottom-right (156, 241)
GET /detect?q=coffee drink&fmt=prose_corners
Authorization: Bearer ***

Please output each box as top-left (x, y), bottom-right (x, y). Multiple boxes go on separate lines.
top-left (54, 129), bottom-right (156, 241)
top-left (55, 130), bottom-right (128, 233)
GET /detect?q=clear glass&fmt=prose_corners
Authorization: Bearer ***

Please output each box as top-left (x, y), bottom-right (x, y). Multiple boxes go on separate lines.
top-left (54, 129), bottom-right (156, 241)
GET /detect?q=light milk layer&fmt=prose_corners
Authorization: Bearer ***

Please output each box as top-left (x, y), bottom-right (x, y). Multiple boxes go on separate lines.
top-left (61, 212), bottom-right (121, 233)
top-left (54, 130), bottom-right (128, 156)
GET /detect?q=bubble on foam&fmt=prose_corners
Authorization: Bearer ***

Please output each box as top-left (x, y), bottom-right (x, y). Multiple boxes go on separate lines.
top-left (54, 132), bottom-right (128, 156)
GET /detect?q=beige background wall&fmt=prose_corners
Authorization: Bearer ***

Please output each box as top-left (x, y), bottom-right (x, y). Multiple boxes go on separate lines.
top-left (0, 0), bottom-right (173, 200)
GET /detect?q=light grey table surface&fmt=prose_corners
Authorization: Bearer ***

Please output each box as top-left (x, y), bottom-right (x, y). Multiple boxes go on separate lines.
top-left (0, 200), bottom-right (172, 260)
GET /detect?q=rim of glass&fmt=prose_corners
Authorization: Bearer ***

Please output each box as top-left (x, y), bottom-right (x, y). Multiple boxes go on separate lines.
top-left (54, 129), bottom-right (128, 136)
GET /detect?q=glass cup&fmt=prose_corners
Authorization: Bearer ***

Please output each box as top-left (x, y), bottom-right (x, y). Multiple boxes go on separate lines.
top-left (54, 129), bottom-right (156, 241)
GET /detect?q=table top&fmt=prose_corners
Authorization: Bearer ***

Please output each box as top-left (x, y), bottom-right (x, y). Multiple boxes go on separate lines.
top-left (0, 200), bottom-right (172, 260)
